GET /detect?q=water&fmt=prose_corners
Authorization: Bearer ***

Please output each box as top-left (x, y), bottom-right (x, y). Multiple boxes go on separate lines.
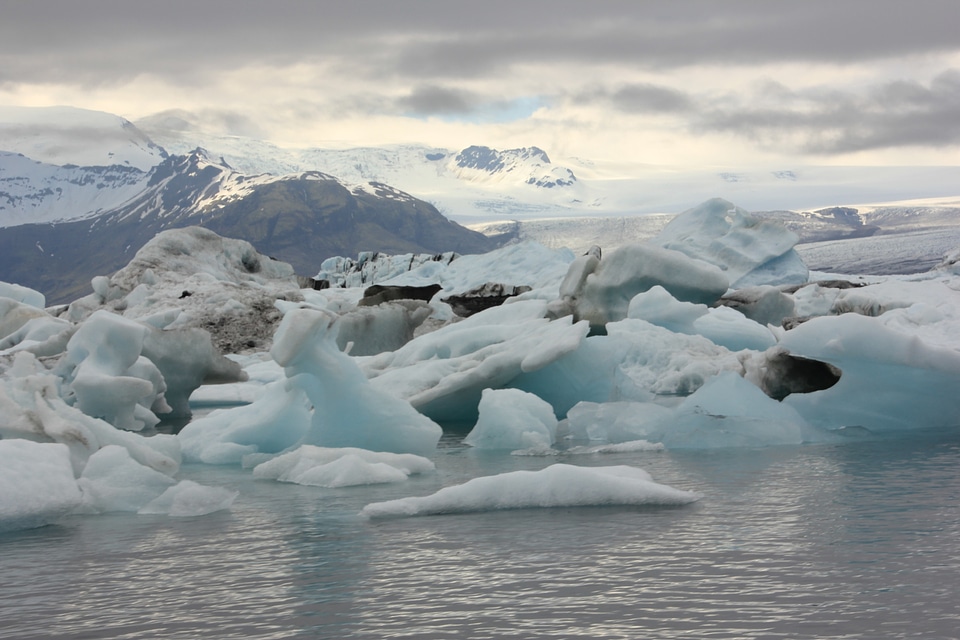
top-left (3, 431), bottom-right (960, 639)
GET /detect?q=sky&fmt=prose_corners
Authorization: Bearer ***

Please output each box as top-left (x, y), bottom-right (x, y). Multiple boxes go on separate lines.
top-left (2, 0), bottom-right (960, 168)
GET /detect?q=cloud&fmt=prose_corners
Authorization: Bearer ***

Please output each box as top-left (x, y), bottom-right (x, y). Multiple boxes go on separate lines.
top-left (2, 1), bottom-right (959, 86)
top-left (396, 86), bottom-right (478, 116)
top-left (695, 69), bottom-right (960, 154)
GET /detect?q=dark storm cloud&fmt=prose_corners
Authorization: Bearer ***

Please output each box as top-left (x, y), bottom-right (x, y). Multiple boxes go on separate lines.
top-left (396, 86), bottom-right (478, 116)
top-left (695, 70), bottom-right (960, 153)
top-left (2, 0), bottom-right (959, 85)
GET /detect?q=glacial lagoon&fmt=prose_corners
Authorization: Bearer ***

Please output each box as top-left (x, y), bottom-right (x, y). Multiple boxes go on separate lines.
top-left (3, 430), bottom-right (959, 640)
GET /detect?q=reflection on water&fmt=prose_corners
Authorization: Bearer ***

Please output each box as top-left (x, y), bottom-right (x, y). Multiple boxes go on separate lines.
top-left (3, 431), bottom-right (960, 639)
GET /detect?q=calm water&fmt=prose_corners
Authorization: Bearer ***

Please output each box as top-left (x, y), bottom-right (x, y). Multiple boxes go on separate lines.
top-left (3, 431), bottom-right (960, 639)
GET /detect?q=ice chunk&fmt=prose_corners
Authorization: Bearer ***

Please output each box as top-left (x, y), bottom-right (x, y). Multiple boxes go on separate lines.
top-left (569, 243), bottom-right (729, 327)
top-left (718, 285), bottom-right (797, 327)
top-left (362, 299), bottom-right (589, 423)
top-left (653, 198), bottom-right (808, 288)
top-left (780, 313), bottom-right (960, 431)
top-left (139, 325), bottom-right (247, 418)
top-left (360, 464), bottom-right (700, 518)
top-left (63, 310), bottom-right (167, 431)
top-left (464, 388), bottom-right (558, 450)
top-left (252, 445), bottom-right (435, 487)
top-left (0, 281), bottom-right (46, 309)
top-left (335, 300), bottom-right (432, 356)
top-left (564, 372), bottom-right (809, 448)
top-left (77, 445), bottom-right (176, 513)
top-left (273, 308), bottom-right (442, 455)
top-left (0, 352), bottom-right (181, 476)
top-left (627, 286), bottom-right (776, 351)
top-left (0, 440), bottom-right (82, 532)
top-left (178, 379), bottom-right (311, 464)
top-left (138, 480), bottom-right (237, 517)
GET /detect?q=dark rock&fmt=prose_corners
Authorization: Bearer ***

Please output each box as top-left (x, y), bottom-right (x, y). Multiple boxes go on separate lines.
top-left (782, 279), bottom-right (867, 294)
top-left (358, 283), bottom-right (443, 306)
top-left (758, 350), bottom-right (842, 401)
top-left (443, 283), bottom-right (532, 317)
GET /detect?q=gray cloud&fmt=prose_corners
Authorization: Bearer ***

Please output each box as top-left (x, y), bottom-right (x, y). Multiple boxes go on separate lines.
top-left (396, 86), bottom-right (478, 116)
top-left (694, 70), bottom-right (960, 153)
top-left (611, 84), bottom-right (695, 114)
top-left (2, 0), bottom-right (959, 86)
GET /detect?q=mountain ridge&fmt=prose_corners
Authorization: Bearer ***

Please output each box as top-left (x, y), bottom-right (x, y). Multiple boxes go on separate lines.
top-left (0, 149), bottom-right (499, 304)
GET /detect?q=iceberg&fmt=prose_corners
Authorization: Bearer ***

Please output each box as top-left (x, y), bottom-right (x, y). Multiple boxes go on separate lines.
top-left (0, 440), bottom-right (82, 532)
top-left (557, 243), bottom-right (729, 328)
top-left (653, 197), bottom-right (808, 288)
top-left (360, 464), bottom-right (700, 518)
top-left (464, 388), bottom-right (559, 450)
top-left (780, 313), bottom-right (960, 432)
top-left (252, 446), bottom-right (435, 487)
top-left (361, 299), bottom-right (590, 423)
top-left (137, 481), bottom-right (237, 517)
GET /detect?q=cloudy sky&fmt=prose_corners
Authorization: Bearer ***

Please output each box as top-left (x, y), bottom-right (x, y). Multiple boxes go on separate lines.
top-left (2, 0), bottom-right (959, 168)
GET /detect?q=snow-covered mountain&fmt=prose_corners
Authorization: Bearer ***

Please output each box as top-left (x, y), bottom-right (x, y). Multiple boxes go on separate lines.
top-left (0, 148), bottom-right (497, 303)
top-left (0, 151), bottom-right (149, 226)
top-left (0, 105), bottom-right (167, 170)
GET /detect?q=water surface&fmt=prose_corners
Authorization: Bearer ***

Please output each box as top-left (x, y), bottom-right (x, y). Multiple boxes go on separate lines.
top-left (3, 431), bottom-right (959, 639)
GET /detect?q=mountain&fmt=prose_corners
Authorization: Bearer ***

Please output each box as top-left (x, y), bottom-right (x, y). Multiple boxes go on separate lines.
top-left (0, 151), bottom-right (149, 226)
top-left (135, 119), bottom-right (596, 221)
top-left (448, 145), bottom-right (577, 189)
top-left (0, 150), bottom-right (499, 304)
top-left (0, 105), bottom-right (167, 170)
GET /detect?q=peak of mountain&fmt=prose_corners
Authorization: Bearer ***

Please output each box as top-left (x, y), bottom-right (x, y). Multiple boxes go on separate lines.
top-left (450, 145), bottom-right (577, 189)
top-left (0, 106), bottom-right (167, 171)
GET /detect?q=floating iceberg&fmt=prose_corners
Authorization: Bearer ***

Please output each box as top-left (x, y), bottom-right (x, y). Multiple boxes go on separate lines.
top-left (360, 464), bottom-right (700, 518)
top-left (0, 440), bottom-right (82, 532)
top-left (464, 388), bottom-right (559, 450)
top-left (252, 446), bottom-right (435, 488)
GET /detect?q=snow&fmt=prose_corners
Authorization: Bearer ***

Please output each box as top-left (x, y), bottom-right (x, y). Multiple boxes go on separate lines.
top-left (360, 464), bottom-right (700, 518)
top-left (0, 151), bottom-right (149, 227)
top-left (252, 446), bottom-right (435, 487)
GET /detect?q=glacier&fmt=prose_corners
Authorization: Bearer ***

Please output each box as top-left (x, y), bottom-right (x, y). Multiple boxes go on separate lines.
top-left (3, 195), bottom-right (960, 532)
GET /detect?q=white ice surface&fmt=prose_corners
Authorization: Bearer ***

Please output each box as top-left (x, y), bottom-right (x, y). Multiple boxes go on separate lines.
top-left (360, 464), bottom-right (700, 518)
top-left (137, 480), bottom-right (237, 517)
top-left (252, 446), bottom-right (435, 488)
top-left (78, 445), bottom-right (177, 513)
top-left (0, 440), bottom-right (82, 532)
top-left (464, 388), bottom-right (558, 450)
top-left (649, 197), bottom-right (809, 288)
